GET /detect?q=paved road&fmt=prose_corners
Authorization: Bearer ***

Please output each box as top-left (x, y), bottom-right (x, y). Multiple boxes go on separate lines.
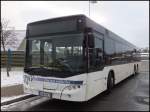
top-left (2, 61), bottom-right (149, 111)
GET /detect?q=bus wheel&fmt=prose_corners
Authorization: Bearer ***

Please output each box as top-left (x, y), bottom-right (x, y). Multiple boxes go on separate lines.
top-left (107, 72), bottom-right (114, 93)
top-left (136, 64), bottom-right (139, 74)
top-left (133, 65), bottom-right (137, 76)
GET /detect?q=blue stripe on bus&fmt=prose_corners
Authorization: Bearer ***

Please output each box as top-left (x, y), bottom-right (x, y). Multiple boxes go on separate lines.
top-left (24, 75), bottom-right (83, 85)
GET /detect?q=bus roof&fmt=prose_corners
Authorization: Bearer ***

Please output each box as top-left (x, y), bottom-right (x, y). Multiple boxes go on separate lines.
top-left (27, 14), bottom-right (137, 49)
top-left (28, 14), bottom-right (85, 26)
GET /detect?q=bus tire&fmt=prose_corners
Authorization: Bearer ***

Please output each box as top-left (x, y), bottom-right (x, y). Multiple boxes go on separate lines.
top-left (107, 71), bottom-right (115, 93)
top-left (136, 64), bottom-right (139, 74)
top-left (133, 65), bottom-right (137, 76)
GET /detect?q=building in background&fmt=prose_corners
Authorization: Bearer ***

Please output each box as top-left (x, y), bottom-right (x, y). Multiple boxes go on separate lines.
top-left (14, 30), bottom-right (26, 51)
top-left (17, 38), bottom-right (26, 51)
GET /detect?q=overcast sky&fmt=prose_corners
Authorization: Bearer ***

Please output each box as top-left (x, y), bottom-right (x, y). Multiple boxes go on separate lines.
top-left (1, 1), bottom-right (149, 48)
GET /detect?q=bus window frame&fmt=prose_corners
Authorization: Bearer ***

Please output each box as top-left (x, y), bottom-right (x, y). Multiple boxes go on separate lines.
top-left (85, 28), bottom-right (105, 73)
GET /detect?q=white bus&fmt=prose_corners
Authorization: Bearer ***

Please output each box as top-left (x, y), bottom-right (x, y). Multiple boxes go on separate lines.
top-left (23, 14), bottom-right (141, 102)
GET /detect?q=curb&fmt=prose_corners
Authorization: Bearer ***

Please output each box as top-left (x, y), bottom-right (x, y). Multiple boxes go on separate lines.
top-left (1, 84), bottom-right (24, 97)
top-left (1, 94), bottom-right (35, 106)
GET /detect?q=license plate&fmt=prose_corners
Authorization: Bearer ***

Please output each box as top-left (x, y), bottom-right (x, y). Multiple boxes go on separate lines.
top-left (39, 91), bottom-right (52, 98)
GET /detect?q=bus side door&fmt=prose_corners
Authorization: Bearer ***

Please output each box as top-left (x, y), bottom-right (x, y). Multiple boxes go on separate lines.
top-left (86, 33), bottom-right (106, 99)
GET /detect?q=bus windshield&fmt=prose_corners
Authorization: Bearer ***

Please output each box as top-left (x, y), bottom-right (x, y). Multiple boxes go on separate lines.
top-left (25, 34), bottom-right (86, 77)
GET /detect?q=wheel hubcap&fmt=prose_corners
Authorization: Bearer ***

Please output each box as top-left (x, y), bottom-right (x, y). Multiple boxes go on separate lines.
top-left (111, 77), bottom-right (114, 87)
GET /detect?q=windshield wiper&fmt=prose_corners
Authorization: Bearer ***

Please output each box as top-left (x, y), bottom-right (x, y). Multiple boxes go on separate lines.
top-left (55, 58), bottom-right (74, 72)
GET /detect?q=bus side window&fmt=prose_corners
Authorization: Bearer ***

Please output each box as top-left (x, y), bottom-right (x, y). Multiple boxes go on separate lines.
top-left (94, 37), bottom-right (104, 66)
top-left (89, 37), bottom-right (104, 71)
top-left (95, 48), bottom-right (103, 66)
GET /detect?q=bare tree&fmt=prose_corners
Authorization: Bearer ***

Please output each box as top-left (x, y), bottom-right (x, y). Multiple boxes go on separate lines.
top-left (1, 18), bottom-right (18, 77)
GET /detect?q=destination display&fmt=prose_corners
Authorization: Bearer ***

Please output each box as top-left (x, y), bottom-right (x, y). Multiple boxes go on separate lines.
top-left (28, 19), bottom-right (77, 37)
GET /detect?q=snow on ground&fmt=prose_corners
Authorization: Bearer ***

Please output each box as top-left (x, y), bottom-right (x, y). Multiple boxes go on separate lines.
top-left (1, 68), bottom-right (24, 87)
top-left (1, 68), bottom-right (30, 104)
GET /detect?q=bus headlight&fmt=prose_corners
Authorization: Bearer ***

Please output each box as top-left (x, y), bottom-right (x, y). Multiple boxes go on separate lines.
top-left (66, 85), bottom-right (80, 90)
top-left (72, 85), bottom-right (76, 89)
top-left (67, 86), bottom-right (72, 90)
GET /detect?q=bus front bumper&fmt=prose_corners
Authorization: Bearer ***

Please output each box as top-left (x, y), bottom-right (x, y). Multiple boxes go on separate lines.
top-left (24, 84), bottom-right (87, 102)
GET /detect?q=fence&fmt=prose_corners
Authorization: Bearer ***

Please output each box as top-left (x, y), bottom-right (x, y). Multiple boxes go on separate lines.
top-left (1, 51), bottom-right (25, 67)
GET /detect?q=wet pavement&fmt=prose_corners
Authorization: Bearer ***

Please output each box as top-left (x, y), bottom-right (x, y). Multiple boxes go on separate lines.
top-left (2, 61), bottom-right (149, 111)
top-left (27, 71), bottom-right (149, 111)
